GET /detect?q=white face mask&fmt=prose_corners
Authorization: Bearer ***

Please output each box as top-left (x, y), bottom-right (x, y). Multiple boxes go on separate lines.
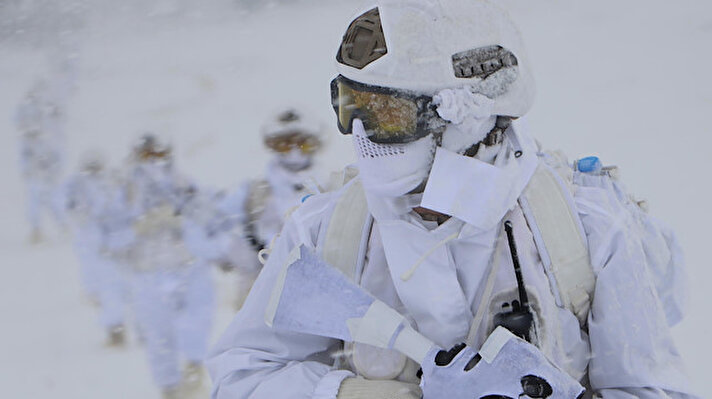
top-left (276, 148), bottom-right (312, 172)
top-left (354, 109), bottom-right (496, 200)
top-left (353, 119), bottom-right (436, 198)
top-left (139, 160), bottom-right (172, 183)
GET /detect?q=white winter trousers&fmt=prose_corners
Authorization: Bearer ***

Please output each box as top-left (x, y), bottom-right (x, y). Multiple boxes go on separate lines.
top-left (130, 263), bottom-right (215, 389)
top-left (74, 229), bottom-right (127, 328)
top-left (26, 180), bottom-right (64, 232)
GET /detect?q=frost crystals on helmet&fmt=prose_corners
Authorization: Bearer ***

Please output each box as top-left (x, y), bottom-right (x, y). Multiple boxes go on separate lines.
top-left (452, 45), bottom-right (518, 79)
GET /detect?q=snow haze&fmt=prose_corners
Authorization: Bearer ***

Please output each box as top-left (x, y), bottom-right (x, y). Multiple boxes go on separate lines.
top-left (1, 0), bottom-right (710, 397)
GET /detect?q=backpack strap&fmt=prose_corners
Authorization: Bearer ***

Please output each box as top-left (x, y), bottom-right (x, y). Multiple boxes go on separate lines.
top-left (520, 162), bottom-right (596, 327)
top-left (322, 180), bottom-right (372, 282)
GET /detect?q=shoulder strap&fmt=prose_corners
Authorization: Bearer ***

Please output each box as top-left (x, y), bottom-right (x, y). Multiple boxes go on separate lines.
top-left (322, 180), bottom-right (372, 281)
top-left (520, 162), bottom-right (596, 326)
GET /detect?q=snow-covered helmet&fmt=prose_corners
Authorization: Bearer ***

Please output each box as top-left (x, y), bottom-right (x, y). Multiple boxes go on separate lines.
top-left (332, 0), bottom-right (534, 144)
top-left (260, 107), bottom-right (323, 155)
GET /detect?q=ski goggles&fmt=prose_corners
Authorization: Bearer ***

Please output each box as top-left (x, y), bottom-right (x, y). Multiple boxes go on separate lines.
top-left (137, 148), bottom-right (172, 162)
top-left (264, 132), bottom-right (321, 155)
top-left (330, 75), bottom-right (446, 144)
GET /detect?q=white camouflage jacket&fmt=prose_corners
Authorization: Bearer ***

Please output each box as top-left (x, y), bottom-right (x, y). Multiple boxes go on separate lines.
top-left (208, 129), bottom-right (697, 399)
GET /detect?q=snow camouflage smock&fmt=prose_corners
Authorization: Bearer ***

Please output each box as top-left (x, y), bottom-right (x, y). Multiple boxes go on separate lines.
top-left (208, 128), bottom-right (696, 399)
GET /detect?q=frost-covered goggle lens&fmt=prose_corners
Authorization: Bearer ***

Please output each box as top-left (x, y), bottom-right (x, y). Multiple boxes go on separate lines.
top-left (331, 75), bottom-right (439, 144)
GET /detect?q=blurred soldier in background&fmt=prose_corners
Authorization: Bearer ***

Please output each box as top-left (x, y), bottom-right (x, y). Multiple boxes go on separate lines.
top-left (16, 80), bottom-right (67, 242)
top-left (125, 134), bottom-right (215, 399)
top-left (64, 151), bottom-right (130, 346)
top-left (218, 107), bottom-right (324, 309)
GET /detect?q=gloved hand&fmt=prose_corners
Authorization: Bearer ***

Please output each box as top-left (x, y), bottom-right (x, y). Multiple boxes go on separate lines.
top-left (419, 327), bottom-right (584, 399)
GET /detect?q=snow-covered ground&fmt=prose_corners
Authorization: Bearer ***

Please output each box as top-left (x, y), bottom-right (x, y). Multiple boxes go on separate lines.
top-left (1, 1), bottom-right (710, 397)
